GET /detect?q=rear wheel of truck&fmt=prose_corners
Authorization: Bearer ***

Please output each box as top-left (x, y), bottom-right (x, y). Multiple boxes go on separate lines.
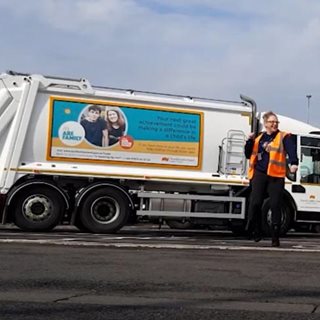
top-left (78, 187), bottom-right (130, 233)
top-left (12, 186), bottom-right (65, 231)
top-left (261, 198), bottom-right (293, 236)
top-left (74, 216), bottom-right (90, 233)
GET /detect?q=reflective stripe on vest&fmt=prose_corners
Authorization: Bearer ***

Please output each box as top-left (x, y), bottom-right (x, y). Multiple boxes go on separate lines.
top-left (248, 131), bottom-right (288, 179)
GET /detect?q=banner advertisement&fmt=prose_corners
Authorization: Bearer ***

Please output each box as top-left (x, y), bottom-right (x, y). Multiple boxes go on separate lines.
top-left (48, 97), bottom-right (203, 168)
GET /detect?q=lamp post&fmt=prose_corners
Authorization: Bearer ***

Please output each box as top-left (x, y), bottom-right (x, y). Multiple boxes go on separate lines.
top-left (306, 94), bottom-right (312, 124)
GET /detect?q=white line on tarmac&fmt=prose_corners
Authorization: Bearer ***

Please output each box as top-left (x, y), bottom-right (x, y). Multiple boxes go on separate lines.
top-left (1, 238), bottom-right (320, 253)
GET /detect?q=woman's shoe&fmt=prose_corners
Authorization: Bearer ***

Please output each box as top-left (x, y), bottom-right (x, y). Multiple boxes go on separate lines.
top-left (253, 231), bottom-right (262, 242)
top-left (271, 238), bottom-right (280, 247)
top-left (271, 224), bottom-right (280, 247)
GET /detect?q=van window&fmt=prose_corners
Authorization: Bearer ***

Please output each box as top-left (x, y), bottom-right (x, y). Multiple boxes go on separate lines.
top-left (300, 137), bottom-right (320, 184)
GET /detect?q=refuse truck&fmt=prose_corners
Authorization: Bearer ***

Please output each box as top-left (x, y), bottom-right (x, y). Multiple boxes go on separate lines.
top-left (1, 71), bottom-right (320, 234)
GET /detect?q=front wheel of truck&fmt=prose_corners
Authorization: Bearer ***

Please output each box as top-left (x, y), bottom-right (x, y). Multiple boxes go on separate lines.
top-left (261, 198), bottom-right (293, 236)
top-left (78, 187), bottom-right (130, 233)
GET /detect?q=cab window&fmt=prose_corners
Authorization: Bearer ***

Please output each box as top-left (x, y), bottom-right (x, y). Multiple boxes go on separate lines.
top-left (300, 137), bottom-right (320, 184)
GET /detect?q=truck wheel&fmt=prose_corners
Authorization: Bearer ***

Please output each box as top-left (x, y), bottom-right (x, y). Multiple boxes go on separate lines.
top-left (79, 187), bottom-right (130, 233)
top-left (166, 219), bottom-right (193, 229)
top-left (261, 199), bottom-right (293, 236)
top-left (312, 224), bottom-right (320, 233)
top-left (74, 217), bottom-right (90, 233)
top-left (12, 186), bottom-right (65, 231)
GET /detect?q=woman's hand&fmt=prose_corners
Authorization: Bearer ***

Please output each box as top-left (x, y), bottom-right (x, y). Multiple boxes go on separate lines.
top-left (264, 142), bottom-right (272, 152)
top-left (289, 164), bottom-right (298, 173)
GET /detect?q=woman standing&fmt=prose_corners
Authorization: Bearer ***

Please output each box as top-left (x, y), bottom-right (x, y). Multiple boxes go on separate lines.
top-left (245, 111), bottom-right (298, 247)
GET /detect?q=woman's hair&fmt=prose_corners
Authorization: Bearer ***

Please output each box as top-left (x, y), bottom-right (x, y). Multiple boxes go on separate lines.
top-left (263, 111), bottom-right (277, 122)
top-left (105, 109), bottom-right (125, 131)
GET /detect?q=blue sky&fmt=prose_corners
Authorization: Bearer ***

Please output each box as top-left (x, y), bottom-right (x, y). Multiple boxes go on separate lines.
top-left (1, 0), bottom-right (320, 126)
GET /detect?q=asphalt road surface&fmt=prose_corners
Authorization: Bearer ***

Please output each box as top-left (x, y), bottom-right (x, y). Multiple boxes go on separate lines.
top-left (0, 224), bottom-right (320, 320)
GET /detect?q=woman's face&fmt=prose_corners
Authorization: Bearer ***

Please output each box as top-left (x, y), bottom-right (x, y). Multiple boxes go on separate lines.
top-left (108, 110), bottom-right (119, 123)
top-left (264, 114), bottom-right (279, 133)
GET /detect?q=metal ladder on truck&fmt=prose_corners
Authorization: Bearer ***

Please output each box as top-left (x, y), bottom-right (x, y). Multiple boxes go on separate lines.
top-left (219, 130), bottom-right (247, 176)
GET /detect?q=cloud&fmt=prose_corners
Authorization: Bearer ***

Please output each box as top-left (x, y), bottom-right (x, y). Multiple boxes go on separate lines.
top-left (0, 0), bottom-right (143, 31)
top-left (0, 0), bottom-right (320, 125)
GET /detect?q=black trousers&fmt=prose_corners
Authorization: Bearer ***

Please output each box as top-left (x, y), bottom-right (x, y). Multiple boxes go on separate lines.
top-left (247, 170), bottom-right (285, 232)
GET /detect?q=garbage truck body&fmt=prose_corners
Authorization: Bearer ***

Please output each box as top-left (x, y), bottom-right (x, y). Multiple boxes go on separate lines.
top-left (0, 71), bottom-right (319, 234)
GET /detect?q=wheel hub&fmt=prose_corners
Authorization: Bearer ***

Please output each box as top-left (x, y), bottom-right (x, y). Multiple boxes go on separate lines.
top-left (91, 197), bottom-right (120, 224)
top-left (23, 196), bottom-right (52, 221)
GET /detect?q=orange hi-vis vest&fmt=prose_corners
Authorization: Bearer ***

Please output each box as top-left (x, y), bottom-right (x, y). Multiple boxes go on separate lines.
top-left (248, 131), bottom-right (288, 180)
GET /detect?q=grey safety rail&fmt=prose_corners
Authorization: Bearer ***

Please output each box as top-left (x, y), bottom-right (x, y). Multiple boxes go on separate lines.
top-left (136, 192), bottom-right (246, 219)
top-left (220, 130), bottom-right (247, 176)
top-left (5, 70), bottom-right (253, 109)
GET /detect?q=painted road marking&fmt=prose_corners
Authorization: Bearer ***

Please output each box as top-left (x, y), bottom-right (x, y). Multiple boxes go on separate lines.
top-left (1, 238), bottom-right (320, 252)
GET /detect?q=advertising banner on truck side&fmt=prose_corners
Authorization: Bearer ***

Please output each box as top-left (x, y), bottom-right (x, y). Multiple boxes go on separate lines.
top-left (47, 97), bottom-right (203, 169)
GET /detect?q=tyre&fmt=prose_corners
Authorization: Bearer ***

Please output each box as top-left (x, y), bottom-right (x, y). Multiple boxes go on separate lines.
top-left (12, 185), bottom-right (65, 231)
top-left (261, 198), bottom-right (293, 236)
top-left (166, 219), bottom-right (193, 229)
top-left (74, 216), bottom-right (90, 233)
top-left (312, 224), bottom-right (320, 233)
top-left (78, 187), bottom-right (130, 233)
